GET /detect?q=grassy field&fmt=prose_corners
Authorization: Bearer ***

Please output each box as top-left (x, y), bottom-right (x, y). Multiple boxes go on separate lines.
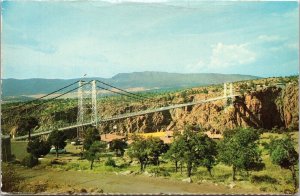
top-left (5, 131), bottom-right (299, 194)
top-left (11, 141), bottom-right (29, 160)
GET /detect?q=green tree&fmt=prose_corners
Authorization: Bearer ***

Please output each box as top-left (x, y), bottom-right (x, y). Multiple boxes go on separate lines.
top-left (84, 141), bottom-right (107, 170)
top-left (164, 136), bottom-right (185, 172)
top-left (27, 138), bottom-right (51, 158)
top-left (128, 135), bottom-right (149, 172)
top-left (218, 128), bottom-right (263, 181)
top-left (110, 139), bottom-right (127, 157)
top-left (147, 137), bottom-right (168, 166)
top-left (265, 135), bottom-right (299, 192)
top-left (83, 127), bottom-right (100, 151)
top-left (47, 129), bottom-right (67, 157)
top-left (174, 128), bottom-right (207, 177)
top-left (198, 135), bottom-right (218, 177)
top-left (16, 117), bottom-right (39, 137)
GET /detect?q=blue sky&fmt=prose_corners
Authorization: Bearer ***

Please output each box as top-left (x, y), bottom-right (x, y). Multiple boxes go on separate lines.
top-left (1, 0), bottom-right (299, 79)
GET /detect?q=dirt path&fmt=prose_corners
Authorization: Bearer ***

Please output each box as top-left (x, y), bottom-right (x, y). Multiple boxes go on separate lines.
top-left (17, 168), bottom-right (258, 194)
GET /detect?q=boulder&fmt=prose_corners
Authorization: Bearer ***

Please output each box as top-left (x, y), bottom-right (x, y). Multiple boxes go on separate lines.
top-left (228, 182), bottom-right (236, 189)
top-left (143, 171), bottom-right (154, 177)
top-left (182, 177), bottom-right (192, 183)
top-left (120, 170), bottom-right (133, 175)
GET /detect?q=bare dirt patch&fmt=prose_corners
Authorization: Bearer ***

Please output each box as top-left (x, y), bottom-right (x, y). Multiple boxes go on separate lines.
top-left (16, 167), bottom-right (259, 194)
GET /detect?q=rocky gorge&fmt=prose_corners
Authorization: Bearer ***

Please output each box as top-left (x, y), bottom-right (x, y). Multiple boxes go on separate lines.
top-left (99, 82), bottom-right (298, 134)
top-left (4, 77), bottom-right (298, 136)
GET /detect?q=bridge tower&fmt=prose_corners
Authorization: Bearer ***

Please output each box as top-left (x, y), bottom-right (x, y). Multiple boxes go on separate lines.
top-left (91, 80), bottom-right (98, 126)
top-left (77, 80), bottom-right (92, 138)
top-left (224, 82), bottom-right (234, 105)
top-left (223, 83), bottom-right (234, 97)
top-left (77, 80), bottom-right (98, 138)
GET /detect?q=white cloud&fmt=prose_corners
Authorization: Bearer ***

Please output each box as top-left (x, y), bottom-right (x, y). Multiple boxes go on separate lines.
top-left (209, 43), bottom-right (256, 68)
top-left (285, 42), bottom-right (299, 50)
top-left (258, 35), bottom-right (285, 42)
top-left (184, 42), bottom-right (257, 73)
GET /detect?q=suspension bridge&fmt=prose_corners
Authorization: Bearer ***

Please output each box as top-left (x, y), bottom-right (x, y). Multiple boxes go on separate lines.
top-left (5, 80), bottom-right (238, 140)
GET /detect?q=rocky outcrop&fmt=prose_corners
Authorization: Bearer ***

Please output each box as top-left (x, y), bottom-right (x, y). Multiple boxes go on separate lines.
top-left (281, 84), bottom-right (299, 130)
top-left (99, 83), bottom-right (298, 133)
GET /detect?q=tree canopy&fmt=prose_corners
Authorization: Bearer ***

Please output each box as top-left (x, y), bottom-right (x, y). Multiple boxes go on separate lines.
top-left (127, 135), bottom-right (150, 172)
top-left (47, 129), bottom-right (67, 157)
top-left (265, 134), bottom-right (298, 191)
top-left (198, 135), bottom-right (218, 176)
top-left (83, 127), bottom-right (100, 151)
top-left (110, 139), bottom-right (127, 157)
top-left (218, 128), bottom-right (264, 180)
top-left (84, 141), bottom-right (107, 170)
top-left (164, 135), bottom-right (185, 172)
top-left (147, 136), bottom-right (168, 166)
top-left (27, 138), bottom-right (51, 158)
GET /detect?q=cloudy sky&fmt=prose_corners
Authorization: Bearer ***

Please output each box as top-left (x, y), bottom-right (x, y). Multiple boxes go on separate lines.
top-left (1, 0), bottom-right (299, 79)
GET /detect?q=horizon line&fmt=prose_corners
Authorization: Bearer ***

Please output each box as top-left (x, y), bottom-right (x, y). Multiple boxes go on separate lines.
top-left (1, 71), bottom-right (299, 80)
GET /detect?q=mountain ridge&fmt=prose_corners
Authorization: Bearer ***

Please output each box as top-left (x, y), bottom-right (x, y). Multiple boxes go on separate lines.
top-left (1, 71), bottom-right (259, 97)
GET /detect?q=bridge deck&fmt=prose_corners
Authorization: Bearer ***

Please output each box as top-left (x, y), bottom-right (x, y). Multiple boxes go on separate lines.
top-left (13, 95), bottom-right (238, 140)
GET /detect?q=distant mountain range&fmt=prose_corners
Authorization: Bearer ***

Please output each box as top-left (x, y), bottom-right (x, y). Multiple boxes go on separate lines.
top-left (1, 71), bottom-right (259, 97)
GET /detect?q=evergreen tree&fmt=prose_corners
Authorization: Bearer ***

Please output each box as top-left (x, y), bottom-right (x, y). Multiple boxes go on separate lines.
top-left (47, 129), bottom-right (67, 157)
top-left (110, 139), bottom-right (127, 156)
top-left (27, 137), bottom-right (51, 158)
top-left (83, 127), bottom-right (100, 151)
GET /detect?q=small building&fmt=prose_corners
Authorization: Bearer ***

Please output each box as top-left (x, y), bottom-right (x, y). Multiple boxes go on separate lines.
top-left (100, 133), bottom-right (126, 148)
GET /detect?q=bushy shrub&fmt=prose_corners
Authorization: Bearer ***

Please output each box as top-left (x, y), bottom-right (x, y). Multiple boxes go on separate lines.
top-left (105, 157), bottom-right (116, 167)
top-left (202, 89), bottom-right (208, 94)
top-left (270, 126), bottom-right (285, 134)
top-left (149, 167), bottom-right (170, 177)
top-left (259, 187), bottom-right (268, 192)
top-left (2, 163), bottom-right (22, 192)
top-left (250, 175), bottom-right (278, 184)
top-left (21, 154), bottom-right (38, 168)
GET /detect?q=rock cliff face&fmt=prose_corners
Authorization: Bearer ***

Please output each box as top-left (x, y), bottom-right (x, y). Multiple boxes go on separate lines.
top-left (99, 83), bottom-right (298, 133)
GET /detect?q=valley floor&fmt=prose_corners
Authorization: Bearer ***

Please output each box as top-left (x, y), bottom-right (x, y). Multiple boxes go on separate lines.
top-left (4, 131), bottom-right (298, 194)
top-left (15, 167), bottom-right (259, 194)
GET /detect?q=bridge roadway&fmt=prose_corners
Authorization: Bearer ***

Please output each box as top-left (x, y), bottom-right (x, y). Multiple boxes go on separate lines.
top-left (13, 94), bottom-right (239, 140)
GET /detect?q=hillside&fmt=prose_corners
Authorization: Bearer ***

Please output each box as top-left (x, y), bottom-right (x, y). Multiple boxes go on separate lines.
top-left (1, 72), bottom-right (258, 97)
